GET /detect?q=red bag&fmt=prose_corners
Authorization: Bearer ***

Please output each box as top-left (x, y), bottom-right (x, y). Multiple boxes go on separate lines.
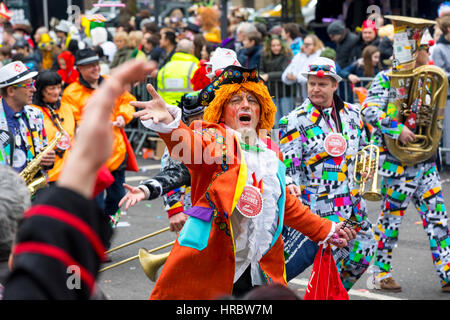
top-left (120, 128), bottom-right (139, 172)
top-left (92, 164), bottom-right (114, 198)
top-left (303, 244), bottom-right (349, 300)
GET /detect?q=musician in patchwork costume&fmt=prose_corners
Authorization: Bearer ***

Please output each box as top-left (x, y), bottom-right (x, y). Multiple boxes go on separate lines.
top-left (362, 42), bottom-right (450, 293)
top-left (133, 65), bottom-right (356, 299)
top-left (278, 57), bottom-right (377, 290)
top-left (0, 61), bottom-right (54, 176)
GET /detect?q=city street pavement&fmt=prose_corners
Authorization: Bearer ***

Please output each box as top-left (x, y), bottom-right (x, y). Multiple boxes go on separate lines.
top-left (98, 157), bottom-right (450, 301)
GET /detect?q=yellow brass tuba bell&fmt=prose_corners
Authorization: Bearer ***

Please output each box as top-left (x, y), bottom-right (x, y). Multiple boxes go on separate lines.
top-left (353, 143), bottom-right (382, 201)
top-left (138, 249), bottom-right (170, 282)
top-left (383, 15), bottom-right (449, 166)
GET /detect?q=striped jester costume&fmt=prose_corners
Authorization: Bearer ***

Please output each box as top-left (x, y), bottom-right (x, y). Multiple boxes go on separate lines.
top-left (361, 70), bottom-right (450, 288)
top-left (278, 94), bottom-right (377, 290)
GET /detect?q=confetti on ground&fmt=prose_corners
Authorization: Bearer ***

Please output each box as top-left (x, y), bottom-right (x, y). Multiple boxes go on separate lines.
top-left (145, 204), bottom-right (152, 208)
top-left (157, 215), bottom-right (163, 219)
top-left (356, 289), bottom-right (369, 293)
top-left (117, 221), bottom-right (130, 227)
top-left (415, 221), bottom-right (422, 225)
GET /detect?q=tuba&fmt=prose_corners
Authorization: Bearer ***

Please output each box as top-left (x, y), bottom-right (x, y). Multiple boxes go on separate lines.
top-left (383, 15), bottom-right (449, 166)
top-left (19, 116), bottom-right (66, 195)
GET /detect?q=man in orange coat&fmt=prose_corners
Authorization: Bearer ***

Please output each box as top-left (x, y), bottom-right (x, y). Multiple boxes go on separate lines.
top-left (61, 48), bottom-right (136, 222)
top-left (133, 65), bottom-right (356, 299)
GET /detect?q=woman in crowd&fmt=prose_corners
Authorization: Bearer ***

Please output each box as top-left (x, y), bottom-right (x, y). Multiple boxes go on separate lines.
top-left (56, 50), bottom-right (79, 89)
top-left (341, 45), bottom-right (382, 84)
top-left (128, 30), bottom-right (147, 61)
top-left (197, 6), bottom-right (221, 45)
top-left (31, 70), bottom-right (75, 183)
top-left (259, 34), bottom-right (293, 123)
top-left (281, 23), bottom-right (303, 56)
top-left (282, 34), bottom-right (323, 100)
top-left (191, 40), bottom-right (215, 91)
top-left (110, 31), bottom-right (133, 69)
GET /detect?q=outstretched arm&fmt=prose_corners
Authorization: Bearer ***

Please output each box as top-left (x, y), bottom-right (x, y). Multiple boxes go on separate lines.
top-left (118, 161), bottom-right (191, 210)
top-left (4, 59), bottom-right (156, 299)
top-left (284, 192), bottom-right (356, 248)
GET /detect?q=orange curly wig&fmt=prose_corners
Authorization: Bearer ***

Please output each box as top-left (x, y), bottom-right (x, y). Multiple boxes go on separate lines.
top-left (197, 7), bottom-right (220, 31)
top-left (203, 81), bottom-right (277, 132)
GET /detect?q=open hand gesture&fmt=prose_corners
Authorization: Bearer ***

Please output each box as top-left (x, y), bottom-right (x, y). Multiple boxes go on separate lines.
top-left (118, 183), bottom-right (147, 210)
top-left (131, 84), bottom-right (174, 125)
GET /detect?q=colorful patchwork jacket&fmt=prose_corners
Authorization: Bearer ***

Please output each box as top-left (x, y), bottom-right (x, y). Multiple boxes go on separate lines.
top-left (361, 70), bottom-right (431, 178)
top-left (279, 94), bottom-right (368, 222)
top-left (0, 100), bottom-right (48, 168)
top-left (141, 105), bottom-right (334, 300)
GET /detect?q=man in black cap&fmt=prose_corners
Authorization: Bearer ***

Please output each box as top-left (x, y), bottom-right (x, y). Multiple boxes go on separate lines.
top-left (61, 48), bottom-right (137, 228)
top-left (327, 20), bottom-right (359, 69)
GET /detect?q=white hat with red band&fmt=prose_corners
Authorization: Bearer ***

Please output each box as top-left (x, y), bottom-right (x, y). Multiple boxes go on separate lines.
top-left (0, 61), bottom-right (38, 89)
top-left (205, 48), bottom-right (241, 80)
top-left (301, 56), bottom-right (342, 83)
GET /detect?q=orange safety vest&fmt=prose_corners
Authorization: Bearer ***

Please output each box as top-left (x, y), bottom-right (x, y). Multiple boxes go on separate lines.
top-left (61, 76), bottom-right (136, 172)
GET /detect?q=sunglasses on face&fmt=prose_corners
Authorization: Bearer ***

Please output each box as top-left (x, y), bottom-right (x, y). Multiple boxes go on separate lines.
top-left (308, 64), bottom-right (333, 72)
top-left (12, 80), bottom-right (35, 89)
top-left (38, 41), bottom-right (55, 49)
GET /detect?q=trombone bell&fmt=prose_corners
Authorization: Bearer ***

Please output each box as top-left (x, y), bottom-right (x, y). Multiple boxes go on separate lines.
top-left (139, 248), bottom-right (170, 282)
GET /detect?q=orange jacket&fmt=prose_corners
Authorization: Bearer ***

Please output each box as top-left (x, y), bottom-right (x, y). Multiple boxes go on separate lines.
top-left (61, 76), bottom-right (136, 171)
top-left (31, 103), bottom-right (76, 182)
top-left (149, 121), bottom-right (333, 300)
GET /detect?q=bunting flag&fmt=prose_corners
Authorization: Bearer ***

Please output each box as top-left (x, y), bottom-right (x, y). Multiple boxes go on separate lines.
top-left (0, 2), bottom-right (12, 20)
top-left (109, 209), bottom-right (122, 228)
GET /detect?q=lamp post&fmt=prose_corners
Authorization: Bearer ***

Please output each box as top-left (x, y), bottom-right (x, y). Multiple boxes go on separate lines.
top-left (154, 0), bottom-right (160, 26)
top-left (220, 0), bottom-right (228, 42)
top-left (43, 0), bottom-right (49, 29)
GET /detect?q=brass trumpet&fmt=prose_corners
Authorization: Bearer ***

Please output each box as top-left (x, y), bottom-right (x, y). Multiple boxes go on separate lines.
top-left (99, 227), bottom-right (173, 273)
top-left (353, 143), bottom-right (382, 201)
